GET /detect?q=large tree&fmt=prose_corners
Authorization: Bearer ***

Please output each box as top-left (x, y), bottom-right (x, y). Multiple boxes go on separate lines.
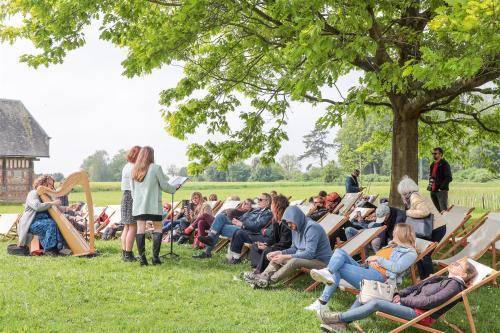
top-left (2, 0), bottom-right (498, 203)
top-left (299, 125), bottom-right (335, 168)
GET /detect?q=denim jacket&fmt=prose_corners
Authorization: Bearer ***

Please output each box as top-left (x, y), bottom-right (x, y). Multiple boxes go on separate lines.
top-left (375, 244), bottom-right (417, 284)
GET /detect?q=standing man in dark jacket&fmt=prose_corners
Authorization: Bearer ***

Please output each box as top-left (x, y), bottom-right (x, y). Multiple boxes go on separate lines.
top-left (345, 169), bottom-right (364, 193)
top-left (428, 147), bottom-right (452, 212)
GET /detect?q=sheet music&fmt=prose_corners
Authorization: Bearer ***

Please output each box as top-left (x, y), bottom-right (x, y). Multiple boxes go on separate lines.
top-left (168, 176), bottom-right (190, 189)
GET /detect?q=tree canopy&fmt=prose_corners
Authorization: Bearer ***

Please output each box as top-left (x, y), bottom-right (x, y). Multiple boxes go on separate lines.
top-left (2, 0), bottom-right (498, 203)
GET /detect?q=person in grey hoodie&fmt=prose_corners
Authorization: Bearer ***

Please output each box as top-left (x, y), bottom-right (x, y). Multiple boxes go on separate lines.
top-left (244, 205), bottom-right (332, 289)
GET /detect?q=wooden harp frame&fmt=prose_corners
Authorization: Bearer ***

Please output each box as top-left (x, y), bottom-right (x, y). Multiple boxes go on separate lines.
top-left (36, 171), bottom-right (95, 256)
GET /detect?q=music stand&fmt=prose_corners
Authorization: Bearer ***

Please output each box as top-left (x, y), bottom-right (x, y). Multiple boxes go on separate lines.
top-left (162, 192), bottom-right (179, 259)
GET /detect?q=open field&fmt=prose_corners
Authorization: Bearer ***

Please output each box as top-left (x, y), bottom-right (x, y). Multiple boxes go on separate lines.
top-left (0, 241), bottom-right (499, 333)
top-left (0, 181), bottom-right (499, 332)
top-left (1, 181), bottom-right (499, 216)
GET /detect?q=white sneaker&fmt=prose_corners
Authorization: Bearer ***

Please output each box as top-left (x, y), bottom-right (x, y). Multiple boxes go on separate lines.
top-left (310, 268), bottom-right (335, 286)
top-left (304, 299), bottom-right (327, 312)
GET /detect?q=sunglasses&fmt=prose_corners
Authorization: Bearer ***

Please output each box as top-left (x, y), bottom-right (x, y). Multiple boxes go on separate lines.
top-left (258, 198), bottom-right (266, 202)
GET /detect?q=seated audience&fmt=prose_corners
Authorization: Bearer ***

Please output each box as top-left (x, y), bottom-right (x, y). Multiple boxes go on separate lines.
top-left (178, 202), bottom-right (214, 247)
top-left (228, 195), bottom-right (290, 265)
top-left (194, 194), bottom-right (272, 258)
top-left (309, 196), bottom-right (329, 222)
top-left (270, 190), bottom-right (278, 198)
top-left (244, 205), bottom-right (332, 289)
top-left (345, 205), bottom-right (406, 252)
top-left (224, 199), bottom-right (254, 220)
top-left (318, 190), bottom-right (327, 198)
top-left (227, 195), bottom-right (240, 201)
top-left (325, 192), bottom-right (341, 212)
top-left (208, 193), bottom-right (218, 201)
top-left (305, 224), bottom-right (418, 312)
top-left (398, 176), bottom-right (446, 279)
top-left (317, 258), bottom-right (477, 332)
top-left (245, 195), bottom-right (292, 273)
top-left (162, 191), bottom-right (204, 233)
top-left (17, 175), bottom-right (65, 256)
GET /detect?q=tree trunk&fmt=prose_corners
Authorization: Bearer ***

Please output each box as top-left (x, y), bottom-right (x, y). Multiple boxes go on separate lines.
top-left (389, 111), bottom-right (419, 207)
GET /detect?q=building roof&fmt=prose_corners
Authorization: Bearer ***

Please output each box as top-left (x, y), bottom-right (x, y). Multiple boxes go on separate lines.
top-left (0, 99), bottom-right (50, 158)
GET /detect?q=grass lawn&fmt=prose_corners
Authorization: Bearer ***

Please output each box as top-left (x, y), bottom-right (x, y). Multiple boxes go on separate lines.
top-left (1, 181), bottom-right (499, 215)
top-left (0, 240), bottom-right (499, 332)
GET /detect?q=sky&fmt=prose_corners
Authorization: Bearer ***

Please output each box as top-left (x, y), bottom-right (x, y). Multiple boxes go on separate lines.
top-left (0, 24), bottom-right (360, 176)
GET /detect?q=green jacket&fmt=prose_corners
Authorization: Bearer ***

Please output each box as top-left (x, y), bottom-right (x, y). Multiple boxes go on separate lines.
top-left (131, 164), bottom-right (176, 216)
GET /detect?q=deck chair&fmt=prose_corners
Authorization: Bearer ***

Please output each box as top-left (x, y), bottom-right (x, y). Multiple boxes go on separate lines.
top-left (99, 205), bottom-right (122, 235)
top-left (410, 238), bottom-right (437, 283)
top-left (376, 259), bottom-right (499, 333)
top-left (434, 214), bottom-right (500, 268)
top-left (290, 199), bottom-right (305, 206)
top-left (0, 213), bottom-right (21, 240)
top-left (447, 205), bottom-right (474, 217)
top-left (333, 192), bottom-right (363, 216)
top-left (214, 200), bottom-right (241, 217)
top-left (433, 210), bottom-right (474, 255)
top-left (318, 213), bottom-right (349, 238)
top-left (348, 207), bottom-right (375, 220)
top-left (288, 226), bottom-right (387, 291)
top-left (297, 202), bottom-right (315, 216)
top-left (207, 200), bottom-right (223, 214)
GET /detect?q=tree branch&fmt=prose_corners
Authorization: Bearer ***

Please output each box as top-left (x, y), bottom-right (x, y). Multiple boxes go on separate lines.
top-left (146, 0), bottom-right (182, 6)
top-left (304, 94), bottom-right (392, 108)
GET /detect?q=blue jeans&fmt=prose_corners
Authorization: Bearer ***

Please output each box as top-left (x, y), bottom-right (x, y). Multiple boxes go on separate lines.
top-left (29, 213), bottom-right (64, 251)
top-left (210, 214), bottom-right (240, 238)
top-left (319, 248), bottom-right (385, 303)
top-left (339, 298), bottom-right (416, 323)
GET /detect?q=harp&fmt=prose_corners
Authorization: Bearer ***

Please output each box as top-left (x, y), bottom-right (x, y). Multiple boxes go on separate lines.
top-left (36, 171), bottom-right (96, 256)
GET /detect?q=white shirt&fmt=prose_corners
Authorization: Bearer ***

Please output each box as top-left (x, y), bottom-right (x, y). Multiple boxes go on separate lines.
top-left (121, 162), bottom-right (134, 191)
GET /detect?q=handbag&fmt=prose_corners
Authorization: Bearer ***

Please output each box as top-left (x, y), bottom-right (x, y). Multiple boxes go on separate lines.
top-left (405, 214), bottom-right (434, 238)
top-left (359, 279), bottom-right (396, 304)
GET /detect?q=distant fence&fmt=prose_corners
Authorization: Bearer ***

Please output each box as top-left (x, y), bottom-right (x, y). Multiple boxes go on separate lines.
top-left (450, 193), bottom-right (500, 211)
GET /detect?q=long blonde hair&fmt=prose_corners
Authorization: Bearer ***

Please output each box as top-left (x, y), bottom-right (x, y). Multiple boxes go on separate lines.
top-left (132, 146), bottom-right (154, 182)
top-left (391, 224), bottom-right (416, 249)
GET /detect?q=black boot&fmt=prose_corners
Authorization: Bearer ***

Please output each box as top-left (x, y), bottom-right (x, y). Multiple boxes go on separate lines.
top-left (136, 234), bottom-right (148, 266)
top-left (123, 251), bottom-right (137, 262)
top-left (152, 232), bottom-right (162, 265)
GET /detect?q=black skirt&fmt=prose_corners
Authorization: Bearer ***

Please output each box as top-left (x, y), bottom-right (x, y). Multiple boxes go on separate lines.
top-left (133, 214), bottom-right (163, 222)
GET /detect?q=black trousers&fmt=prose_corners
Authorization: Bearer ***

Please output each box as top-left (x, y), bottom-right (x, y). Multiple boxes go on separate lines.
top-left (417, 225), bottom-right (446, 279)
top-left (230, 229), bottom-right (268, 254)
top-left (249, 245), bottom-right (285, 273)
top-left (430, 191), bottom-right (448, 212)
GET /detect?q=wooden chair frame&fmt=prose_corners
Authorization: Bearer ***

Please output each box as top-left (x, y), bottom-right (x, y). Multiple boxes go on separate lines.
top-left (376, 262), bottom-right (500, 333)
top-left (0, 213), bottom-right (21, 240)
top-left (433, 213), bottom-right (474, 256)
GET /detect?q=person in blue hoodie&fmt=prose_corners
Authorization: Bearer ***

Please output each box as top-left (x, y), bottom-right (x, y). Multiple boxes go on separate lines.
top-left (244, 205), bottom-right (332, 289)
top-left (304, 223), bottom-right (418, 312)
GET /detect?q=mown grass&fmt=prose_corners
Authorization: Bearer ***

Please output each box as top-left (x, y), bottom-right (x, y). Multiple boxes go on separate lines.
top-left (1, 181), bottom-right (499, 215)
top-left (0, 240), bottom-right (498, 333)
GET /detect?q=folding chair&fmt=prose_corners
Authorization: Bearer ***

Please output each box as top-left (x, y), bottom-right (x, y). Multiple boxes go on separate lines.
top-left (376, 259), bottom-right (499, 333)
top-left (434, 214), bottom-right (500, 268)
top-left (99, 205), bottom-right (122, 235)
top-left (318, 213), bottom-right (350, 238)
top-left (333, 192), bottom-right (363, 216)
top-left (410, 238), bottom-right (437, 284)
top-left (207, 200), bottom-right (223, 214)
top-left (214, 200), bottom-right (241, 217)
top-left (433, 210), bottom-right (474, 255)
top-left (297, 202), bottom-right (315, 216)
top-left (290, 199), bottom-right (305, 206)
top-left (287, 226), bottom-right (387, 291)
top-left (0, 213), bottom-right (21, 240)
top-left (348, 207), bottom-right (375, 220)
top-left (447, 205), bottom-right (474, 217)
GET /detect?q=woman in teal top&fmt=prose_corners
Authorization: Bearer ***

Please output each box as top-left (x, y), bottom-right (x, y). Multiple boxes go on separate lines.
top-left (131, 146), bottom-right (177, 266)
